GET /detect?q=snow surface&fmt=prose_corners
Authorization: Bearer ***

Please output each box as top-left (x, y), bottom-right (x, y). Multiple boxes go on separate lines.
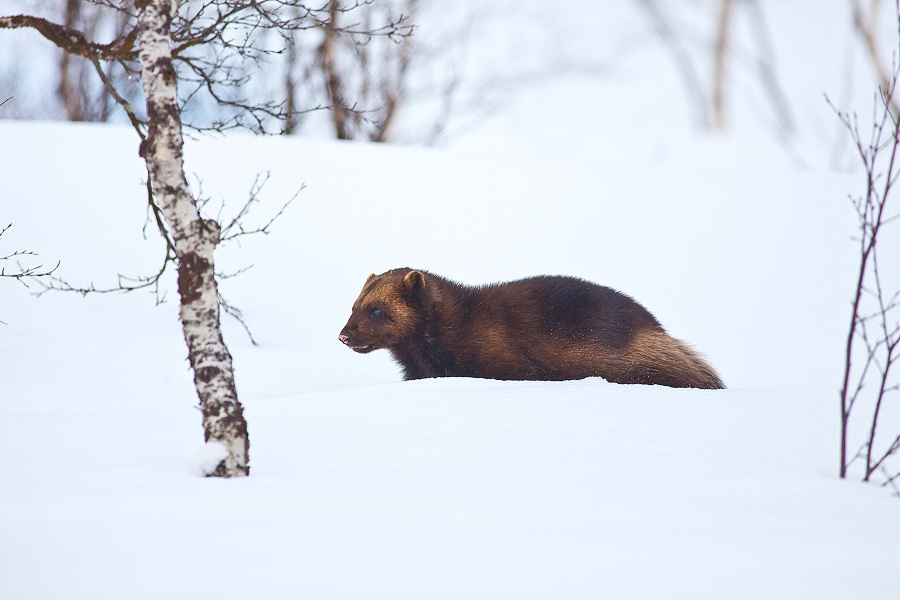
top-left (2, 120), bottom-right (897, 599)
top-left (2, 1), bottom-right (900, 598)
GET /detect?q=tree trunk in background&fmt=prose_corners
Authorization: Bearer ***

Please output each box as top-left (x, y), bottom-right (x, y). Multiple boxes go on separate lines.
top-left (711, 0), bottom-right (734, 130)
top-left (57, 0), bottom-right (85, 120)
top-left (320, 0), bottom-right (351, 139)
top-left (283, 29), bottom-right (299, 135)
top-left (852, 0), bottom-right (900, 119)
top-left (136, 0), bottom-right (249, 477)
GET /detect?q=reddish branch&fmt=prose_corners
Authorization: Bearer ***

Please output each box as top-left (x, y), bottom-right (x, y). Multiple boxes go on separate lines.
top-left (831, 68), bottom-right (900, 485)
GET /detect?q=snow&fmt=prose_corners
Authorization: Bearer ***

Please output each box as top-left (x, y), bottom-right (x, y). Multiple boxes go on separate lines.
top-left (191, 441), bottom-right (231, 476)
top-left (2, 1), bottom-right (900, 598)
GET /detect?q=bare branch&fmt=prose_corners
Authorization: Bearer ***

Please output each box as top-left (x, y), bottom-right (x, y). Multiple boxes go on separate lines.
top-left (90, 57), bottom-right (145, 137)
top-left (833, 14), bottom-right (900, 489)
top-left (0, 224), bottom-right (60, 288)
top-left (0, 13), bottom-right (137, 60)
top-left (219, 175), bottom-right (304, 243)
top-left (635, 0), bottom-right (709, 128)
top-left (219, 293), bottom-right (258, 347)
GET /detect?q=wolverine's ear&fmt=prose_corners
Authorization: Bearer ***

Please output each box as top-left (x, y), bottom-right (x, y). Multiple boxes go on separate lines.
top-left (403, 270), bottom-right (425, 293)
top-left (366, 273), bottom-right (376, 282)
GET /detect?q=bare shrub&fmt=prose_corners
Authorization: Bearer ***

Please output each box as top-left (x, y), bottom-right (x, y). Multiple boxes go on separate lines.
top-left (831, 71), bottom-right (900, 495)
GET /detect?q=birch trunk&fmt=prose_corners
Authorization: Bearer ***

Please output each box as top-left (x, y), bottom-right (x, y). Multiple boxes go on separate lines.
top-left (136, 0), bottom-right (249, 477)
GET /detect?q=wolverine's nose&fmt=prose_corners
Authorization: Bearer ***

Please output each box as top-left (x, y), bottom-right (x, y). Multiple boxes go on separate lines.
top-left (339, 334), bottom-right (350, 345)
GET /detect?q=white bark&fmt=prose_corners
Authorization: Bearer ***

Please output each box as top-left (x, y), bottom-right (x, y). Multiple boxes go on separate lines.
top-left (136, 0), bottom-right (249, 477)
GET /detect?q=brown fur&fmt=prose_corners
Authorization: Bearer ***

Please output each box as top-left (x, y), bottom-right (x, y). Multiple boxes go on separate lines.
top-left (339, 268), bottom-right (724, 389)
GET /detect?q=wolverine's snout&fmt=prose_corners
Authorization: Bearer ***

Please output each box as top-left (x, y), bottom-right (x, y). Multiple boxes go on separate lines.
top-left (339, 327), bottom-right (377, 353)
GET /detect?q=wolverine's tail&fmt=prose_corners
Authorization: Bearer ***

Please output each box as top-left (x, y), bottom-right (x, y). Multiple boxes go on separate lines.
top-left (632, 330), bottom-right (725, 389)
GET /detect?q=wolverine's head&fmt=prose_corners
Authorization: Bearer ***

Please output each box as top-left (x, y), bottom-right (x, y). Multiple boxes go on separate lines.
top-left (339, 268), bottom-right (425, 353)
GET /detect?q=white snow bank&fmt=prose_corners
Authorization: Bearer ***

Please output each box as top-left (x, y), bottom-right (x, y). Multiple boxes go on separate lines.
top-left (1, 119), bottom-right (897, 599)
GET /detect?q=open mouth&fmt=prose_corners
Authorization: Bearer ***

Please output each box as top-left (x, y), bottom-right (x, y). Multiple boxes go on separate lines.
top-left (339, 333), bottom-right (376, 353)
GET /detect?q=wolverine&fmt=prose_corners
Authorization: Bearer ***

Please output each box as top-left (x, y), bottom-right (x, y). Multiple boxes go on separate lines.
top-left (339, 268), bottom-right (724, 389)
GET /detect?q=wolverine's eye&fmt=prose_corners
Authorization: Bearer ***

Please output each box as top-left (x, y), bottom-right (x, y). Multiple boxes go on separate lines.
top-left (370, 308), bottom-right (382, 318)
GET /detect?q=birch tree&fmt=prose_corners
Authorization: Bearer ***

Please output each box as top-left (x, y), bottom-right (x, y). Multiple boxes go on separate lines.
top-left (136, 0), bottom-right (248, 477)
top-left (0, 0), bottom-right (414, 478)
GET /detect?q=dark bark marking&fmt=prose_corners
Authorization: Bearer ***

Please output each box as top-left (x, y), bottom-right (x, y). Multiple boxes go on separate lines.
top-left (177, 251), bottom-right (209, 305)
top-left (153, 56), bottom-right (177, 87)
top-left (196, 365), bottom-right (220, 383)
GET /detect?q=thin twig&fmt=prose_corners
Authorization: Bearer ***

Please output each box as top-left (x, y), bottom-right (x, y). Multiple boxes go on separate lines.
top-left (0, 223), bottom-right (60, 287)
top-left (90, 57), bottom-right (145, 137)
